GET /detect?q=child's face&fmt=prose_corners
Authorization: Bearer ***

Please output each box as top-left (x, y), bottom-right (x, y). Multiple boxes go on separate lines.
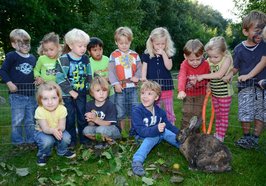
top-left (152, 37), bottom-right (166, 54)
top-left (207, 49), bottom-right (224, 64)
top-left (43, 42), bottom-right (60, 59)
top-left (41, 89), bottom-right (59, 112)
top-left (243, 22), bottom-right (264, 45)
top-left (12, 39), bottom-right (31, 54)
top-left (88, 45), bottom-right (103, 61)
top-left (69, 41), bottom-right (87, 58)
top-left (116, 36), bottom-right (131, 53)
top-left (184, 53), bottom-right (203, 68)
top-left (140, 89), bottom-right (159, 110)
top-left (91, 85), bottom-right (108, 103)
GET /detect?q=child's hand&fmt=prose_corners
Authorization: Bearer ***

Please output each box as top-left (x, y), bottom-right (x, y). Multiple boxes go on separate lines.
top-left (222, 74), bottom-right (232, 83)
top-left (130, 76), bottom-right (139, 83)
top-left (196, 75), bottom-right (204, 82)
top-left (114, 84), bottom-right (123, 93)
top-left (188, 75), bottom-right (197, 85)
top-left (85, 112), bottom-right (97, 122)
top-left (258, 79), bottom-right (265, 89)
top-left (140, 77), bottom-right (147, 82)
top-left (34, 77), bottom-right (44, 85)
top-left (158, 122), bottom-right (166, 132)
top-left (177, 91), bottom-right (186, 99)
top-left (52, 128), bottom-right (63, 140)
top-left (69, 90), bottom-right (78, 99)
top-left (155, 48), bottom-right (165, 56)
top-left (238, 75), bottom-right (249, 82)
top-left (6, 81), bottom-right (18, 92)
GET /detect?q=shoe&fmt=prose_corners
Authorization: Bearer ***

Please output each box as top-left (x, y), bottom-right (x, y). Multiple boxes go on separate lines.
top-left (132, 161), bottom-right (145, 176)
top-left (235, 136), bottom-right (258, 149)
top-left (247, 136), bottom-right (259, 149)
top-left (37, 156), bottom-right (47, 166)
top-left (63, 151), bottom-right (76, 159)
top-left (94, 142), bottom-right (109, 150)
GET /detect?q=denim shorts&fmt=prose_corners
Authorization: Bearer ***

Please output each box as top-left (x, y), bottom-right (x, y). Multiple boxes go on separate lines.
top-left (83, 125), bottom-right (121, 139)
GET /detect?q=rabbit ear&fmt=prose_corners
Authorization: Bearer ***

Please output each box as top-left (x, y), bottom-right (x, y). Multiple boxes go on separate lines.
top-left (188, 116), bottom-right (202, 133)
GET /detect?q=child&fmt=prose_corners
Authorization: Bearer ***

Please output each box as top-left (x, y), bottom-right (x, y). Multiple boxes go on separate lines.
top-left (0, 29), bottom-right (36, 145)
top-left (196, 36), bottom-right (234, 142)
top-left (55, 28), bottom-right (91, 147)
top-left (83, 77), bottom-right (121, 149)
top-left (34, 81), bottom-right (76, 166)
top-left (141, 27), bottom-right (176, 125)
top-left (130, 81), bottom-right (180, 176)
top-left (87, 37), bottom-right (115, 103)
top-left (108, 27), bottom-right (142, 131)
top-left (177, 39), bottom-right (210, 130)
top-left (34, 32), bottom-right (61, 84)
top-left (226, 10), bottom-right (266, 149)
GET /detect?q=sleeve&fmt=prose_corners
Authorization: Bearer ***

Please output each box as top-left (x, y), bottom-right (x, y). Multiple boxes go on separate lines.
top-left (131, 105), bottom-right (161, 138)
top-left (58, 105), bottom-right (67, 119)
top-left (0, 53), bottom-right (13, 83)
top-left (233, 47), bottom-right (240, 70)
top-left (134, 54), bottom-right (142, 78)
top-left (34, 57), bottom-right (42, 78)
top-left (177, 61), bottom-right (187, 92)
top-left (55, 58), bottom-right (73, 94)
top-left (35, 107), bottom-right (46, 120)
top-left (160, 109), bottom-right (179, 134)
top-left (104, 101), bottom-right (117, 124)
top-left (86, 55), bottom-right (92, 83)
top-left (108, 53), bottom-right (119, 85)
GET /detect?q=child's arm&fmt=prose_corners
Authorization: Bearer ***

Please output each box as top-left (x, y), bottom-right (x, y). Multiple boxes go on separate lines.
top-left (57, 117), bottom-right (66, 132)
top-left (238, 56), bottom-right (266, 82)
top-left (131, 56), bottom-right (142, 82)
top-left (161, 50), bottom-right (173, 70)
top-left (141, 62), bottom-right (148, 81)
top-left (33, 58), bottom-right (44, 85)
top-left (177, 62), bottom-right (187, 99)
top-left (85, 111), bottom-right (111, 126)
top-left (108, 61), bottom-right (123, 93)
top-left (38, 119), bottom-right (63, 140)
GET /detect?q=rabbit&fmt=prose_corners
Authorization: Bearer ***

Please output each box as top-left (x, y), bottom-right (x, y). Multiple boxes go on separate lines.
top-left (177, 116), bottom-right (232, 173)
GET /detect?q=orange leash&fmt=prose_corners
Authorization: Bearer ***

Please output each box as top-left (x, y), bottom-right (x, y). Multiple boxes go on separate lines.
top-left (202, 91), bottom-right (215, 134)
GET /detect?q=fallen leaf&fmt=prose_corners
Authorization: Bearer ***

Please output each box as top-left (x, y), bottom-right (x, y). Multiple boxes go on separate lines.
top-left (142, 177), bottom-right (154, 185)
top-left (16, 168), bottom-right (29, 177)
top-left (170, 175), bottom-right (184, 183)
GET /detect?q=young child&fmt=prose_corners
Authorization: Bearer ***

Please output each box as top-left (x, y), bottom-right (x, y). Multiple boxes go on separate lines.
top-left (226, 10), bottom-right (266, 149)
top-left (34, 81), bottom-right (76, 166)
top-left (177, 39), bottom-right (210, 130)
top-left (87, 37), bottom-right (115, 103)
top-left (83, 77), bottom-right (121, 149)
top-left (55, 28), bottom-right (92, 147)
top-left (196, 36), bottom-right (234, 142)
top-left (141, 27), bottom-right (176, 125)
top-left (34, 32), bottom-right (61, 84)
top-left (108, 27), bottom-right (142, 131)
top-left (130, 80), bottom-right (180, 176)
top-left (0, 29), bottom-right (36, 146)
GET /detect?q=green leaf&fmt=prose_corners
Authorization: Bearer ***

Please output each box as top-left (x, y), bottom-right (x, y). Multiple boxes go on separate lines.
top-left (142, 177), bottom-right (154, 185)
top-left (16, 168), bottom-right (29, 177)
top-left (95, 133), bottom-right (103, 141)
top-left (38, 177), bottom-right (48, 185)
top-left (156, 158), bottom-right (165, 165)
top-left (82, 149), bottom-right (93, 161)
top-left (0, 162), bottom-right (6, 168)
top-left (114, 175), bottom-right (128, 186)
top-left (170, 175), bottom-right (184, 183)
top-left (102, 151), bottom-right (112, 159)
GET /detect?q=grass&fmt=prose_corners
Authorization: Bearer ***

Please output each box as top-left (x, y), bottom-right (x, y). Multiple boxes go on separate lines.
top-left (1, 81), bottom-right (266, 186)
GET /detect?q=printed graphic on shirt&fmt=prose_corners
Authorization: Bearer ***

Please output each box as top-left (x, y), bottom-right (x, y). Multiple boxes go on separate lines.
top-left (143, 116), bottom-right (162, 127)
top-left (69, 61), bottom-right (87, 90)
top-left (16, 63), bottom-right (33, 75)
top-left (91, 109), bottom-right (105, 120)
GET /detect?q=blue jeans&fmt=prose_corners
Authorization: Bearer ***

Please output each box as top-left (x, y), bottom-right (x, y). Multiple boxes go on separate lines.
top-left (34, 130), bottom-right (71, 157)
top-left (132, 129), bottom-right (179, 163)
top-left (9, 94), bottom-right (36, 144)
top-left (63, 93), bottom-right (88, 145)
top-left (83, 125), bottom-right (121, 139)
top-left (115, 87), bottom-right (138, 120)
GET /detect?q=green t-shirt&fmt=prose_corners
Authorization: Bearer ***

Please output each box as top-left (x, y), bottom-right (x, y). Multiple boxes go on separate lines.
top-left (34, 55), bottom-right (56, 82)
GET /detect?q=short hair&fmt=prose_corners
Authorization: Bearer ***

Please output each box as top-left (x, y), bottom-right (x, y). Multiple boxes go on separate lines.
top-left (242, 10), bottom-right (266, 31)
top-left (114, 27), bottom-right (133, 42)
top-left (9, 29), bottom-right (31, 43)
top-left (205, 36), bottom-right (227, 54)
top-left (145, 27), bottom-right (175, 58)
top-left (36, 81), bottom-right (63, 106)
top-left (37, 32), bottom-right (60, 55)
top-left (263, 26), bottom-right (266, 40)
top-left (183, 39), bottom-right (204, 57)
top-left (87, 37), bottom-right (104, 51)
top-left (89, 76), bottom-right (109, 96)
top-left (140, 80), bottom-right (161, 96)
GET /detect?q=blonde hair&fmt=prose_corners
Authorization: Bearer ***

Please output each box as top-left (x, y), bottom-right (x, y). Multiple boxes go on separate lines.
top-left (140, 80), bottom-right (161, 96)
top-left (205, 36), bottom-right (228, 55)
top-left (62, 28), bottom-right (90, 54)
top-left (242, 10), bottom-right (266, 31)
top-left (114, 27), bottom-right (133, 42)
top-left (145, 27), bottom-right (175, 58)
top-left (89, 76), bottom-right (109, 96)
top-left (9, 29), bottom-right (31, 43)
top-left (183, 39), bottom-right (204, 57)
top-left (37, 32), bottom-right (61, 56)
top-left (36, 81), bottom-right (63, 106)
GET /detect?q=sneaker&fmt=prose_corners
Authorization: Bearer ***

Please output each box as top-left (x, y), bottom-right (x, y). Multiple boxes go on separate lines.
top-left (235, 136), bottom-right (250, 149)
top-left (63, 151), bottom-right (76, 159)
top-left (132, 161), bottom-right (145, 176)
top-left (37, 156), bottom-right (47, 166)
top-left (247, 136), bottom-right (259, 149)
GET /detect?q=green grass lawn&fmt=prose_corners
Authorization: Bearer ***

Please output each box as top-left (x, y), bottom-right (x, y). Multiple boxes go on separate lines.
top-left (1, 81), bottom-right (266, 186)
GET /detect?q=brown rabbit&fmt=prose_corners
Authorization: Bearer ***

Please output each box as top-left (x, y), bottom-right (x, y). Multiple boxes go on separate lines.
top-left (177, 116), bottom-right (232, 173)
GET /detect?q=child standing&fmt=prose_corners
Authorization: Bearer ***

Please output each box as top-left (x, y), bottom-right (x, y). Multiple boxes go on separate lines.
top-left (177, 39), bottom-right (210, 130)
top-left (141, 27), bottom-right (176, 125)
top-left (34, 32), bottom-right (61, 84)
top-left (34, 81), bottom-right (76, 166)
top-left (83, 77), bottom-right (121, 149)
top-left (131, 81), bottom-right (180, 176)
top-left (0, 29), bottom-right (36, 145)
top-left (226, 10), bottom-right (266, 149)
top-left (87, 37), bottom-right (115, 103)
top-left (55, 28), bottom-right (91, 147)
top-left (108, 27), bottom-right (142, 131)
top-left (196, 36), bottom-right (234, 142)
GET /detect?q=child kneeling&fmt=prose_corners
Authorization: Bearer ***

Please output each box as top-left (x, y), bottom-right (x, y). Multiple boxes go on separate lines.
top-left (34, 81), bottom-right (76, 166)
top-left (131, 81), bottom-right (180, 176)
top-left (83, 77), bottom-right (121, 149)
